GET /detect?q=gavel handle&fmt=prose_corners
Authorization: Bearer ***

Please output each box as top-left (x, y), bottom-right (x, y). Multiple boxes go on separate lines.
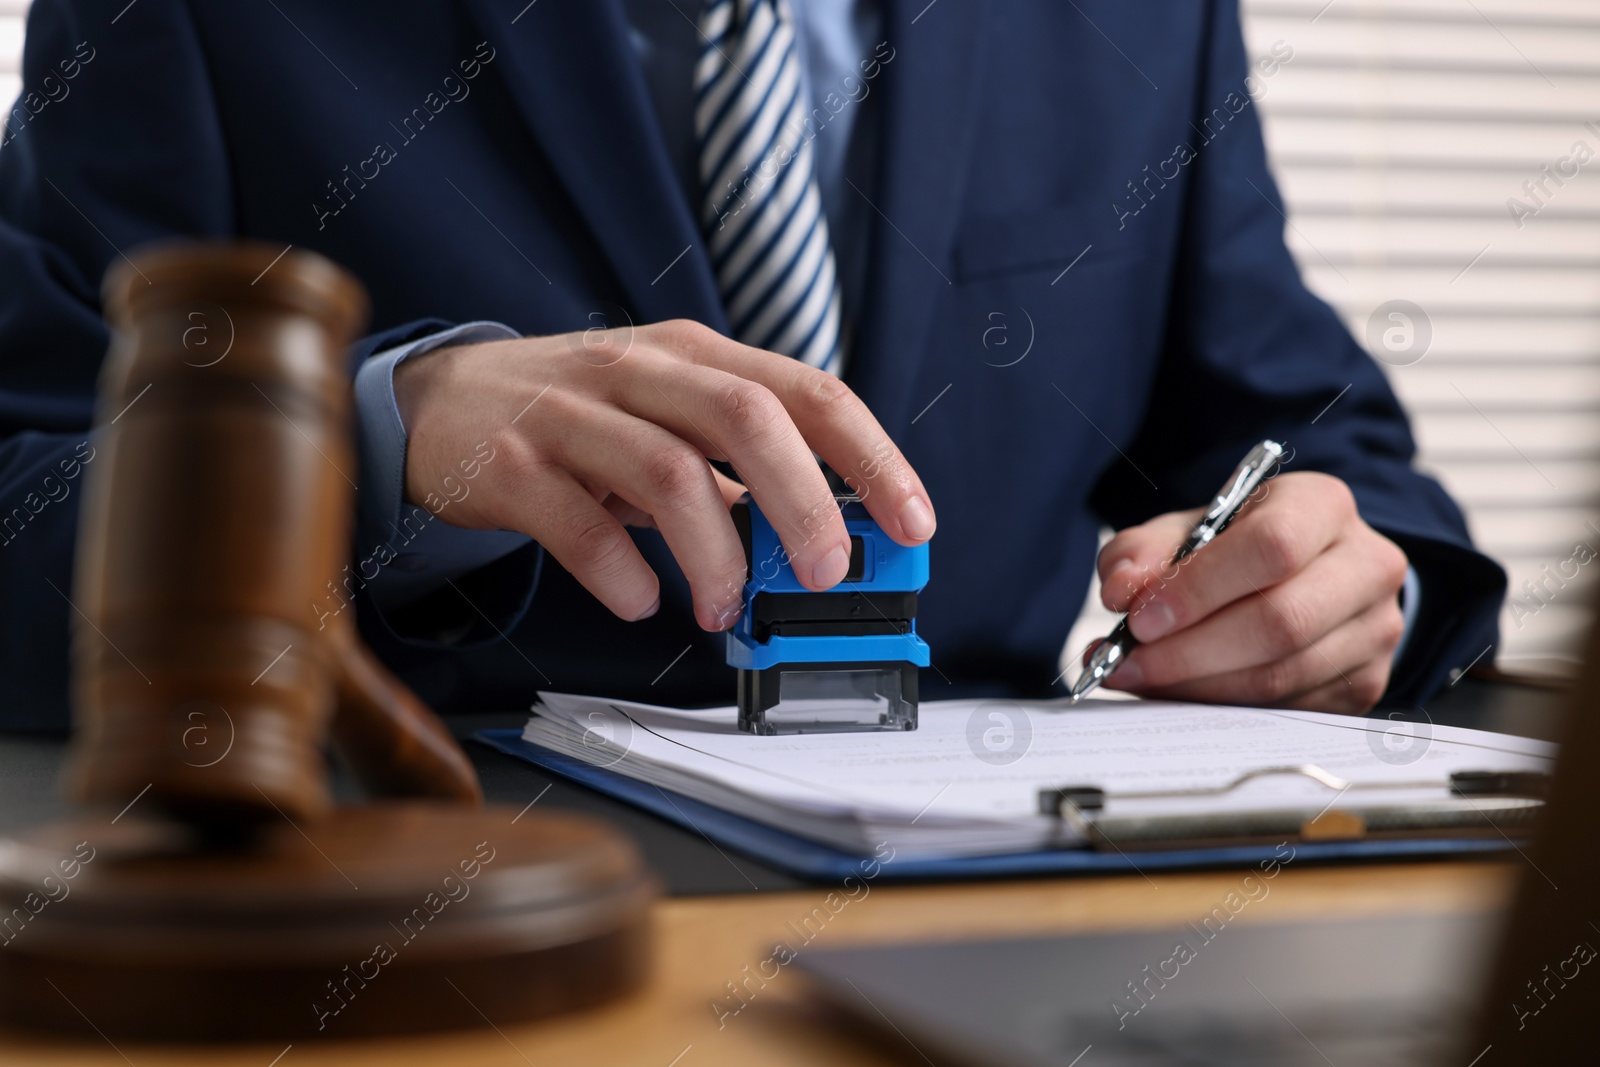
top-left (330, 635), bottom-right (483, 804)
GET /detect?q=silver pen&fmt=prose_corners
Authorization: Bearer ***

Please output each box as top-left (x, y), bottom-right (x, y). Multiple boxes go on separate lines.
top-left (1069, 440), bottom-right (1285, 704)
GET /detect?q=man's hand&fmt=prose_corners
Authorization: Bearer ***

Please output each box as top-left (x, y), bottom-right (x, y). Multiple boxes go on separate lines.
top-left (1093, 472), bottom-right (1408, 713)
top-left (392, 320), bottom-right (935, 632)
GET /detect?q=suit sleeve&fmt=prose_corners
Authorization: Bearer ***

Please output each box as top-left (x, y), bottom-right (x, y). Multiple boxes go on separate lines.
top-left (0, 1), bottom-right (536, 731)
top-left (1088, 0), bottom-right (1506, 705)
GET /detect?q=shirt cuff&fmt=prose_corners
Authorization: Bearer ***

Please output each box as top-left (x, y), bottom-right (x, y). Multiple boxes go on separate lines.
top-left (1393, 563), bottom-right (1422, 666)
top-left (353, 321), bottom-right (531, 611)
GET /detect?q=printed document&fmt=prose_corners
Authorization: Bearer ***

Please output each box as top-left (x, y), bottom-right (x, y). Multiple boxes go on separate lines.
top-left (523, 694), bottom-right (1554, 859)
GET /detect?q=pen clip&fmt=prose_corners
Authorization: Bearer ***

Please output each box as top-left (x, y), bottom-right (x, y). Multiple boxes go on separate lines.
top-left (1201, 440), bottom-right (1284, 528)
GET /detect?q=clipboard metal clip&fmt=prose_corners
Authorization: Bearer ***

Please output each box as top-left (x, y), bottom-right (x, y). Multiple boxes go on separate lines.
top-left (1037, 765), bottom-right (1552, 818)
top-left (1038, 766), bottom-right (1552, 851)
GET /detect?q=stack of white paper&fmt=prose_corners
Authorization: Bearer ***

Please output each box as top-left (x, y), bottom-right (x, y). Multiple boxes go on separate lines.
top-left (523, 693), bottom-right (1555, 861)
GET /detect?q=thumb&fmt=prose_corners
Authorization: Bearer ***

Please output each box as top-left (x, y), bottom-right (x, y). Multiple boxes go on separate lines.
top-left (1097, 508), bottom-right (1204, 613)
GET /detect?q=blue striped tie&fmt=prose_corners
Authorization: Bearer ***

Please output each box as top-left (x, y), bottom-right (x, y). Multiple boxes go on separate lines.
top-left (695, 0), bottom-right (845, 376)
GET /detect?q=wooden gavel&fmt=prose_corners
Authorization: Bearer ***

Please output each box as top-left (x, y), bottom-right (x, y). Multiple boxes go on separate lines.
top-left (65, 243), bottom-right (481, 822)
top-left (0, 243), bottom-right (652, 1043)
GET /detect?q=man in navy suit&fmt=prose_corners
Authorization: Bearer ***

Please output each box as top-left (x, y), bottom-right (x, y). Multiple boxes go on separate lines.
top-left (0, 0), bottom-right (1504, 731)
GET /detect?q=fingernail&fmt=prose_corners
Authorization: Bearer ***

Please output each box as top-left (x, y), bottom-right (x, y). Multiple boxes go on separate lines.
top-left (710, 601), bottom-right (743, 631)
top-left (811, 543), bottom-right (851, 588)
top-left (899, 497), bottom-right (936, 541)
top-left (1130, 600), bottom-right (1175, 642)
top-left (635, 596), bottom-right (660, 621)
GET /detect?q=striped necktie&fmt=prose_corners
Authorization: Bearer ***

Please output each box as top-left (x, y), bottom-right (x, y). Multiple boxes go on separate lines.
top-left (695, 0), bottom-right (845, 376)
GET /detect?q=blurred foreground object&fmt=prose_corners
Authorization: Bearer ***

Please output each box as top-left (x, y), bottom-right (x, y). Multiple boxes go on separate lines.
top-left (68, 242), bottom-right (479, 818)
top-left (0, 805), bottom-right (654, 1039)
top-left (1475, 585), bottom-right (1600, 1060)
top-left (0, 243), bottom-right (653, 1039)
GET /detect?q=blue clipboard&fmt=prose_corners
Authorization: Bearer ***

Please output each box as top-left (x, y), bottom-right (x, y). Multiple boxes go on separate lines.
top-left (474, 729), bottom-right (1517, 882)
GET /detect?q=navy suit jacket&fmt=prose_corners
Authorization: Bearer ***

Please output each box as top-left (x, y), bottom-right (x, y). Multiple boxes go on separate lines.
top-left (0, 0), bottom-right (1505, 731)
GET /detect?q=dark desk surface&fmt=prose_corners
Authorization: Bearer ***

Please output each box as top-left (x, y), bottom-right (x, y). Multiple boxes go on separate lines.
top-left (0, 678), bottom-right (1568, 896)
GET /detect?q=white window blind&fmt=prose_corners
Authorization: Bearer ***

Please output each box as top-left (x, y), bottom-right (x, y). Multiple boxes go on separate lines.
top-left (0, 1), bottom-right (24, 111)
top-left (4, 1), bottom-right (1592, 672)
top-left (1243, 0), bottom-right (1600, 671)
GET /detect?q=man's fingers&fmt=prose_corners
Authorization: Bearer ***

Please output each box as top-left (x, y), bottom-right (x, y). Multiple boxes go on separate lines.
top-left (760, 361), bottom-right (936, 547)
top-left (1094, 471), bottom-right (1407, 715)
top-left (1107, 533), bottom-right (1400, 690)
top-left (648, 320), bottom-right (936, 548)
top-left (553, 403), bottom-right (750, 631)
top-left (602, 493), bottom-right (655, 528)
top-left (601, 466), bottom-right (746, 526)
top-left (513, 471), bottom-right (662, 623)
top-left (1107, 597), bottom-right (1403, 712)
top-left (1282, 659), bottom-right (1394, 715)
top-left (1117, 473), bottom-right (1353, 643)
top-left (1098, 509), bottom-right (1201, 613)
top-left (616, 358), bottom-right (850, 591)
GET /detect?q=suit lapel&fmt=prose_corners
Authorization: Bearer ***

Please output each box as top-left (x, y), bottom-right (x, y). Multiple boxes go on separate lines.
top-left (462, 0), bottom-right (726, 330)
top-left (850, 0), bottom-right (989, 435)
top-left (465, 0), bottom-right (990, 435)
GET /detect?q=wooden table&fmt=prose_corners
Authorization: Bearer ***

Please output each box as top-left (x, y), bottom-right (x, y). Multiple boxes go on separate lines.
top-left (0, 859), bottom-right (1513, 1066)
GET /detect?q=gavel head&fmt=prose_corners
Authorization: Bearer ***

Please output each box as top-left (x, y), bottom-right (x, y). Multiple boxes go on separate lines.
top-left (65, 243), bottom-right (370, 827)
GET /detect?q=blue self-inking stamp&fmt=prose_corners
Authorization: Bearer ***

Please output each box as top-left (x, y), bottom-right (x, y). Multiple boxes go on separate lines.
top-left (726, 494), bottom-right (930, 734)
